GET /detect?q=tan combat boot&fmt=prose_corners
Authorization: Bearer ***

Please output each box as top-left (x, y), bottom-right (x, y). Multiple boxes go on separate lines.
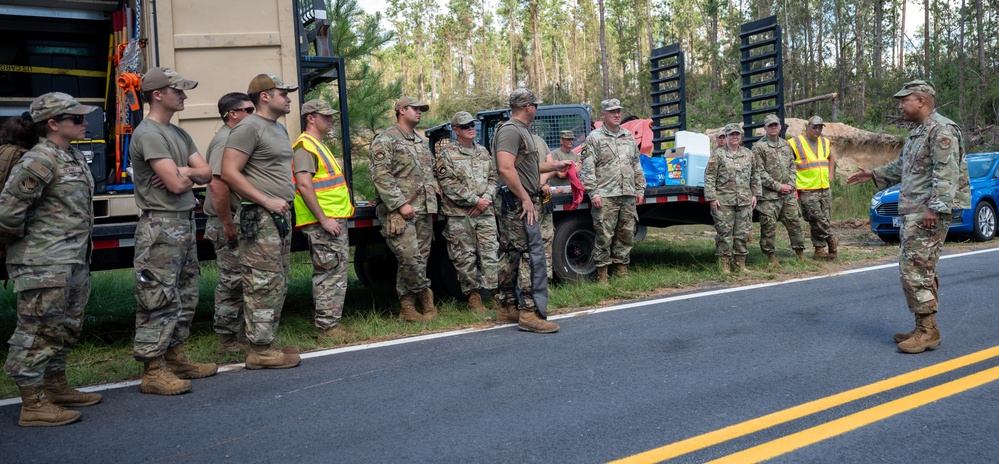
top-left (719, 258), bottom-right (731, 275)
top-left (141, 357), bottom-right (192, 395)
top-left (165, 344), bottom-right (218, 379)
top-left (898, 313), bottom-right (941, 354)
top-left (495, 300), bottom-right (521, 323)
top-left (826, 236), bottom-right (839, 259)
top-left (612, 264), bottom-right (629, 278)
top-left (518, 310), bottom-right (559, 333)
top-left (595, 266), bottom-right (609, 283)
top-left (317, 325), bottom-right (351, 343)
top-left (735, 255), bottom-right (753, 273)
top-left (795, 249), bottom-right (805, 260)
top-left (17, 385), bottom-right (81, 427)
top-left (398, 294), bottom-right (425, 322)
top-left (43, 371), bottom-right (102, 407)
top-left (418, 288), bottom-right (438, 320)
top-left (216, 333), bottom-right (247, 355)
top-left (767, 253), bottom-right (781, 268)
top-left (813, 246), bottom-right (829, 260)
top-left (245, 344), bottom-right (301, 369)
top-left (467, 291), bottom-right (487, 313)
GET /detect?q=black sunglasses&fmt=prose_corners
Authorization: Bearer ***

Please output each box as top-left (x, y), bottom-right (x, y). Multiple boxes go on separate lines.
top-left (231, 107), bottom-right (254, 114)
top-left (54, 114), bottom-right (86, 125)
top-left (454, 123), bottom-right (475, 130)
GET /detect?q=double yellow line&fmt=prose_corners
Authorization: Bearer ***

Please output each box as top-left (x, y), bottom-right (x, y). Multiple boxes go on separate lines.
top-left (612, 345), bottom-right (999, 463)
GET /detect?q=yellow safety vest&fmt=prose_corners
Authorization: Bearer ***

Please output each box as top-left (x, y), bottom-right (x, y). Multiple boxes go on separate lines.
top-left (292, 133), bottom-right (354, 225)
top-left (788, 134), bottom-right (831, 190)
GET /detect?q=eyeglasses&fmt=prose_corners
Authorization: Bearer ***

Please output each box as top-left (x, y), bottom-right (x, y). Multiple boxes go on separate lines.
top-left (529, 103), bottom-right (539, 109)
top-left (232, 107), bottom-right (255, 114)
top-left (54, 114), bottom-right (86, 125)
top-left (454, 123), bottom-right (475, 130)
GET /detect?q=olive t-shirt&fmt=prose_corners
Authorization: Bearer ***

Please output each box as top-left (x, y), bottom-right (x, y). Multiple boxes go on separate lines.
top-left (292, 146), bottom-right (317, 175)
top-left (493, 118), bottom-right (540, 195)
top-left (225, 113), bottom-right (295, 202)
top-left (203, 124), bottom-right (231, 216)
top-left (129, 118), bottom-right (198, 211)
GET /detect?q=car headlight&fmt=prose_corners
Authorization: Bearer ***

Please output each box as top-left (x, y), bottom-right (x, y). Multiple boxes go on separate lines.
top-left (871, 195), bottom-right (880, 208)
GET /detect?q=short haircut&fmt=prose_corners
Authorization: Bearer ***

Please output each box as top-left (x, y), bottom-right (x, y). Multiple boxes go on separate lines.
top-left (218, 92), bottom-right (251, 122)
top-left (248, 89), bottom-right (276, 107)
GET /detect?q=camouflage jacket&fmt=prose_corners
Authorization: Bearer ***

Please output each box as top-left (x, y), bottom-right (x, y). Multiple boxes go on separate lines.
top-left (0, 137), bottom-right (94, 265)
top-left (435, 140), bottom-right (496, 216)
top-left (873, 111), bottom-right (971, 214)
top-left (369, 124), bottom-right (439, 214)
top-left (580, 125), bottom-right (645, 198)
top-left (752, 136), bottom-right (797, 200)
top-left (704, 146), bottom-right (761, 206)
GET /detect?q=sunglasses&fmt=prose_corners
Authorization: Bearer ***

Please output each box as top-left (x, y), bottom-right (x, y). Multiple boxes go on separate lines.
top-left (231, 107), bottom-right (255, 114)
top-left (54, 114), bottom-right (86, 125)
top-left (454, 123), bottom-right (475, 130)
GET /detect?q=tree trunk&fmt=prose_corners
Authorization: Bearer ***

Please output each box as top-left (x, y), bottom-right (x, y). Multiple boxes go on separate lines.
top-left (899, 0), bottom-right (906, 70)
top-left (977, 0), bottom-right (984, 70)
top-left (874, 0), bottom-right (883, 101)
top-left (509, 1), bottom-right (516, 89)
top-left (598, 0), bottom-right (609, 98)
top-left (854, 0), bottom-right (867, 121)
top-left (924, 0), bottom-right (930, 77)
top-left (959, 0), bottom-right (965, 121)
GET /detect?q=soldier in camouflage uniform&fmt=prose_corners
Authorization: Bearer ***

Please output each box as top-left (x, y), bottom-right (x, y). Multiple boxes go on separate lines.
top-left (369, 96), bottom-right (440, 321)
top-left (752, 114), bottom-right (805, 266)
top-left (847, 80), bottom-right (970, 354)
top-left (0, 93), bottom-right (101, 426)
top-left (534, 133), bottom-right (555, 279)
top-left (580, 98), bottom-right (646, 283)
top-left (221, 73), bottom-right (302, 369)
top-left (204, 92), bottom-right (253, 354)
top-left (705, 124), bottom-right (761, 274)
top-left (130, 68), bottom-right (217, 395)
top-left (435, 111), bottom-right (498, 312)
top-left (493, 88), bottom-right (571, 333)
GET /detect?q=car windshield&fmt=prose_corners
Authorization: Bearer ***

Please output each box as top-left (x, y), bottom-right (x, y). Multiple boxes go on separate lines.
top-left (967, 157), bottom-right (997, 179)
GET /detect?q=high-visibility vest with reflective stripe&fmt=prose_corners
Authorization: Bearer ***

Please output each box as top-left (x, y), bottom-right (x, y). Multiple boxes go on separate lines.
top-left (788, 134), bottom-right (831, 190)
top-left (292, 133), bottom-right (354, 225)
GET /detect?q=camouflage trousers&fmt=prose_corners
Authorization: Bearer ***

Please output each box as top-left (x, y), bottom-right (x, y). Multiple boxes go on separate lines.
top-left (712, 204), bottom-right (753, 257)
top-left (541, 211), bottom-right (554, 278)
top-left (4, 263), bottom-right (89, 387)
top-left (205, 215), bottom-right (244, 337)
top-left (376, 204), bottom-right (432, 298)
top-left (496, 196), bottom-right (549, 317)
top-left (757, 195), bottom-right (806, 254)
top-left (591, 195), bottom-right (638, 267)
top-left (238, 206), bottom-right (292, 345)
top-left (899, 212), bottom-right (951, 315)
top-left (133, 215), bottom-right (200, 361)
top-left (798, 188), bottom-right (834, 247)
top-left (443, 214), bottom-right (499, 295)
top-left (303, 221), bottom-right (349, 329)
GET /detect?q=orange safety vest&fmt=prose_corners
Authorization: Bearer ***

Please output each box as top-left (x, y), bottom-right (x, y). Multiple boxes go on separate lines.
top-left (292, 133), bottom-right (354, 226)
top-left (788, 134), bottom-right (831, 190)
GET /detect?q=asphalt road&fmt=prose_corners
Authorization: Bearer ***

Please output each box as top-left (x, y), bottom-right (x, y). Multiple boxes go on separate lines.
top-left (3, 248), bottom-right (999, 463)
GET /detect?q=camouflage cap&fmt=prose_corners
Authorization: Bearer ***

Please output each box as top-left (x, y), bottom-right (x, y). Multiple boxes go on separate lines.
top-left (763, 114), bottom-right (781, 126)
top-left (247, 73), bottom-right (298, 94)
top-left (560, 130), bottom-right (575, 139)
top-left (509, 88), bottom-right (542, 108)
top-left (451, 111), bottom-right (475, 126)
top-left (141, 67), bottom-right (198, 92)
top-left (395, 96), bottom-right (429, 111)
top-left (301, 99), bottom-right (338, 116)
top-left (29, 92), bottom-right (97, 123)
top-left (893, 79), bottom-right (936, 98)
top-left (724, 123), bottom-right (743, 135)
top-left (601, 98), bottom-right (623, 111)
top-left (807, 115), bottom-right (825, 126)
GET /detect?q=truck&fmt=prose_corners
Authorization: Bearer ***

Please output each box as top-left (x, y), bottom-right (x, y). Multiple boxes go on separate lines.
top-left (0, 1), bottom-right (786, 300)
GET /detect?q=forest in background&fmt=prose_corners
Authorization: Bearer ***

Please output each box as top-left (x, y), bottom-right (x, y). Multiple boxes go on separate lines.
top-left (313, 0), bottom-right (999, 152)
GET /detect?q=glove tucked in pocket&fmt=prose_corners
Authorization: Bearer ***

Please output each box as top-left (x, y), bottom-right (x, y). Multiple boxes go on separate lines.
top-left (385, 210), bottom-right (407, 237)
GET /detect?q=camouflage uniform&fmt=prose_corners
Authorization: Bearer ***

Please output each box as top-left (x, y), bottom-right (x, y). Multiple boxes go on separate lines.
top-left (204, 124), bottom-right (243, 338)
top-left (704, 145), bottom-right (761, 257)
top-left (580, 125), bottom-right (645, 267)
top-left (1, 137), bottom-right (93, 387)
top-left (873, 110), bottom-right (970, 315)
top-left (301, 221), bottom-right (348, 328)
top-left (534, 134), bottom-right (555, 277)
top-left (435, 140), bottom-right (499, 294)
top-left (752, 136), bottom-right (805, 254)
top-left (369, 124), bottom-right (439, 298)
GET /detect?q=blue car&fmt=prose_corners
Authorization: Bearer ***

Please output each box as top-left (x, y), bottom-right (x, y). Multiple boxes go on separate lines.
top-left (870, 152), bottom-right (999, 243)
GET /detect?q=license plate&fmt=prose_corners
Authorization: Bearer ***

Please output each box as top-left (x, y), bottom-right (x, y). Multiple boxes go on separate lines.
top-left (891, 216), bottom-right (902, 228)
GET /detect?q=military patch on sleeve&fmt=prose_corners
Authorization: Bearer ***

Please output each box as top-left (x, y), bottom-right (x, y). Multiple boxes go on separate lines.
top-left (939, 137), bottom-right (953, 150)
top-left (18, 176), bottom-right (40, 195)
top-left (437, 165), bottom-right (447, 175)
top-left (372, 151), bottom-right (386, 161)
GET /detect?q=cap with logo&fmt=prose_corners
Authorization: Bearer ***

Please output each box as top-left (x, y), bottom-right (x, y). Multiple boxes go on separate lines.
top-left (302, 99), bottom-right (338, 116)
top-left (893, 79), bottom-right (936, 98)
top-left (560, 130), bottom-right (575, 140)
top-left (764, 114), bottom-right (781, 126)
top-left (394, 96), bottom-right (429, 112)
top-left (807, 115), bottom-right (825, 126)
top-left (509, 88), bottom-right (542, 108)
top-left (450, 111), bottom-right (474, 126)
top-left (247, 73), bottom-right (298, 94)
top-left (724, 123), bottom-right (743, 135)
top-left (29, 92), bottom-right (97, 123)
top-left (141, 67), bottom-right (198, 92)
top-left (601, 98), bottom-right (623, 111)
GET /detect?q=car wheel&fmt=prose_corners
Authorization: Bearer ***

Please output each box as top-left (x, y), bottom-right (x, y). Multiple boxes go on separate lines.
top-left (552, 214), bottom-right (597, 283)
top-left (971, 201), bottom-right (997, 242)
top-left (879, 233), bottom-right (900, 244)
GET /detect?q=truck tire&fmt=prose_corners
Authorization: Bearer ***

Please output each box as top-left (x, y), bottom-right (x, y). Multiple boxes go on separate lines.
top-left (551, 214), bottom-right (597, 283)
top-left (353, 242), bottom-right (397, 287)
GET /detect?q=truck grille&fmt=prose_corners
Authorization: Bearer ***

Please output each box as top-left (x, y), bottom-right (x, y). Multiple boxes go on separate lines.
top-left (876, 202), bottom-right (899, 216)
